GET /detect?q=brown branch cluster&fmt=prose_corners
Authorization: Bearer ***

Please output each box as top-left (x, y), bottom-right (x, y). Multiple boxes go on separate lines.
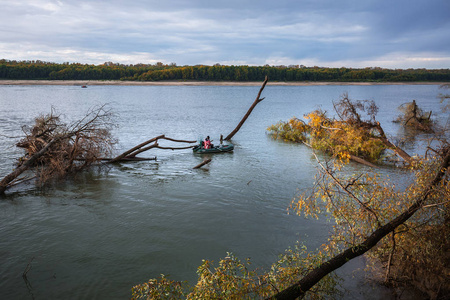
top-left (334, 94), bottom-right (413, 164)
top-left (268, 94), bottom-right (414, 166)
top-left (394, 100), bottom-right (434, 132)
top-left (12, 106), bottom-right (115, 186)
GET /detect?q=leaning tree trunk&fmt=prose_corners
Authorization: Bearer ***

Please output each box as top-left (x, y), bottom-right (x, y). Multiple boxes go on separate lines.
top-left (374, 122), bottom-right (413, 164)
top-left (267, 147), bottom-right (450, 300)
top-left (109, 135), bottom-right (165, 163)
top-left (224, 76), bottom-right (268, 141)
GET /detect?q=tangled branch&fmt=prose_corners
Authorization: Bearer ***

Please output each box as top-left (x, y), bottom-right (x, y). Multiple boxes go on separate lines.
top-left (0, 105), bottom-right (115, 193)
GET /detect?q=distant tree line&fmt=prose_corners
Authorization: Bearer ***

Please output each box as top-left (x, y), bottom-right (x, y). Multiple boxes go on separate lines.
top-left (1, 59), bottom-right (449, 82)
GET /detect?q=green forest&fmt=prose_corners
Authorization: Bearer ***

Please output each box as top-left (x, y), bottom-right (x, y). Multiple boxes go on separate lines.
top-left (1, 59), bottom-right (450, 82)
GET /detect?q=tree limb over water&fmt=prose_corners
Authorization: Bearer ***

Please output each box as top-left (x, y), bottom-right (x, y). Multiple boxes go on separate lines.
top-left (225, 76), bottom-right (268, 141)
top-left (268, 146), bottom-right (449, 300)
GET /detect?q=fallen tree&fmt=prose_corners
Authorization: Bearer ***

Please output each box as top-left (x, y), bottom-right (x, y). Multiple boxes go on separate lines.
top-left (0, 106), bottom-right (197, 194)
top-left (1, 106), bottom-right (115, 194)
top-left (267, 94), bottom-right (413, 166)
top-left (269, 146), bottom-right (449, 299)
top-left (394, 100), bottom-right (434, 132)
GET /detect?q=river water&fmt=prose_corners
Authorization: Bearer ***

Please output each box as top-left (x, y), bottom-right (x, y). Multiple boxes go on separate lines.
top-left (0, 83), bottom-right (446, 299)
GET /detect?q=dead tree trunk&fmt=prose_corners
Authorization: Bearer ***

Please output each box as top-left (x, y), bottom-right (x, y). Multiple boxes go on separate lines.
top-left (109, 135), bottom-right (197, 163)
top-left (267, 147), bottom-right (450, 300)
top-left (109, 135), bottom-right (165, 163)
top-left (349, 154), bottom-right (378, 168)
top-left (162, 137), bottom-right (196, 143)
top-left (155, 145), bottom-right (195, 150)
top-left (193, 158), bottom-right (212, 169)
top-left (0, 138), bottom-right (58, 194)
top-left (374, 123), bottom-right (413, 164)
top-left (224, 76), bottom-right (268, 141)
top-left (127, 143), bottom-right (159, 158)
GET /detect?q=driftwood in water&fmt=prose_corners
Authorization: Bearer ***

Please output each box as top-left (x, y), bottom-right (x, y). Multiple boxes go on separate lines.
top-left (155, 145), bottom-right (195, 150)
top-left (333, 95), bottom-right (413, 165)
top-left (302, 140), bottom-right (378, 168)
top-left (348, 154), bottom-right (378, 168)
top-left (127, 143), bottom-right (159, 157)
top-left (395, 100), bottom-right (434, 132)
top-left (109, 135), bottom-right (164, 162)
top-left (87, 157), bottom-right (157, 162)
top-left (1, 122), bottom-right (194, 194)
top-left (108, 135), bottom-right (196, 163)
top-left (224, 76), bottom-right (269, 141)
top-left (193, 158), bottom-right (212, 169)
top-left (373, 122), bottom-right (413, 165)
top-left (162, 137), bottom-right (197, 143)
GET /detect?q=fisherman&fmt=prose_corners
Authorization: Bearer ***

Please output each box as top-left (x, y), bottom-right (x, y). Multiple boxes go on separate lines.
top-left (204, 136), bottom-right (212, 149)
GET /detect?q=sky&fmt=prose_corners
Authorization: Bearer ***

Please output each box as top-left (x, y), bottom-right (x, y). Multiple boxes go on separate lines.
top-left (1, 0), bottom-right (449, 68)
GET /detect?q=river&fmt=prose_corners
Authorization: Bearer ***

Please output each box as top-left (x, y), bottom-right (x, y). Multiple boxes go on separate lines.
top-left (0, 83), bottom-right (445, 299)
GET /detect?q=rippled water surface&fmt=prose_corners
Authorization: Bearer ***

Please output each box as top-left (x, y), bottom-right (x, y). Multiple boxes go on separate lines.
top-left (0, 84), bottom-right (445, 299)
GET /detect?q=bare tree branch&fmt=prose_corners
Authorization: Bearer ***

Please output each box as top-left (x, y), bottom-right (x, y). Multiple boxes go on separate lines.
top-left (225, 76), bottom-right (268, 141)
top-left (313, 153), bottom-right (381, 227)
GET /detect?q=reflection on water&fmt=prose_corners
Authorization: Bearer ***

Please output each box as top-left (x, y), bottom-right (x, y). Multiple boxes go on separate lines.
top-left (0, 84), bottom-right (444, 299)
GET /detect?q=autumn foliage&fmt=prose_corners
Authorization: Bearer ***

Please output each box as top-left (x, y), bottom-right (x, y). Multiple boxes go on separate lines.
top-left (129, 93), bottom-right (449, 299)
top-left (267, 95), bottom-right (387, 163)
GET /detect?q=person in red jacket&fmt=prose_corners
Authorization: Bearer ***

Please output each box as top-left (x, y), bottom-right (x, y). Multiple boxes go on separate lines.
top-left (204, 136), bottom-right (211, 149)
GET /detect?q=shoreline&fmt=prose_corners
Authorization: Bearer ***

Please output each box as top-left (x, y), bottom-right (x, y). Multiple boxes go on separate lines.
top-left (0, 80), bottom-right (446, 86)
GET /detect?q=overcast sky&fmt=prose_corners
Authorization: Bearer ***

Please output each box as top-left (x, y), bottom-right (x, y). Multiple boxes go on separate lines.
top-left (1, 0), bottom-right (449, 68)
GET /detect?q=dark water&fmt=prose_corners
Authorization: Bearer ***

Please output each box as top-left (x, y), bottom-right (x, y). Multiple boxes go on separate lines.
top-left (0, 84), bottom-right (445, 299)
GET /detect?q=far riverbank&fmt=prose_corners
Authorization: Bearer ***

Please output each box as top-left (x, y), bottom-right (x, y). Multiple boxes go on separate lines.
top-left (0, 80), bottom-right (447, 86)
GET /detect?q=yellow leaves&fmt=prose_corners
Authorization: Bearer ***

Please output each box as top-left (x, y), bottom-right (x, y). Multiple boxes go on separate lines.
top-left (290, 194), bottom-right (321, 220)
top-left (186, 253), bottom-right (269, 299)
top-left (131, 274), bottom-right (187, 300)
top-left (132, 132), bottom-right (448, 300)
top-left (337, 151), bottom-right (351, 164)
top-left (306, 109), bottom-right (385, 162)
top-left (269, 98), bottom-right (392, 164)
top-left (267, 117), bottom-right (308, 143)
top-left (304, 111), bottom-right (321, 127)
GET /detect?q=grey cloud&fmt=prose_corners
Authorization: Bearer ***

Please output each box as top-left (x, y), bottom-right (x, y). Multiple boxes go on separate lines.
top-left (0, 0), bottom-right (448, 67)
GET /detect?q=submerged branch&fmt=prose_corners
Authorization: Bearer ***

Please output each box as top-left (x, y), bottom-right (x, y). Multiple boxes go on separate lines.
top-left (109, 135), bottom-right (164, 163)
top-left (348, 154), bottom-right (378, 168)
top-left (193, 158), bottom-right (212, 169)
